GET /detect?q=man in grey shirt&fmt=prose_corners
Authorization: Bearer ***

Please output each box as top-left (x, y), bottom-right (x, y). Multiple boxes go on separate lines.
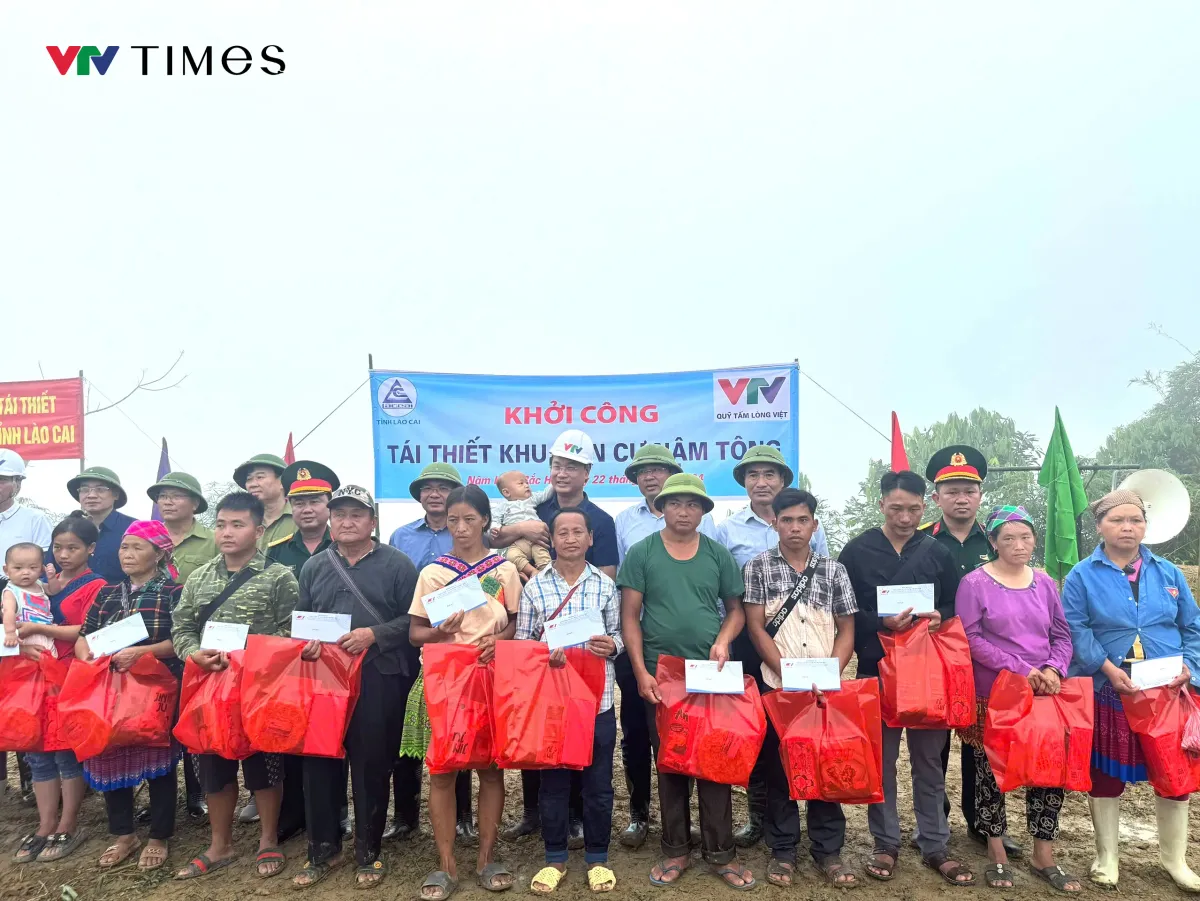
top-left (292, 485), bottom-right (420, 890)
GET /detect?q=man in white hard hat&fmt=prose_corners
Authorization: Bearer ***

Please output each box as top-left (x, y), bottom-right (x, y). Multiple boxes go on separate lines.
top-left (492, 430), bottom-right (619, 845)
top-left (0, 449), bottom-right (50, 804)
top-left (0, 450), bottom-right (51, 565)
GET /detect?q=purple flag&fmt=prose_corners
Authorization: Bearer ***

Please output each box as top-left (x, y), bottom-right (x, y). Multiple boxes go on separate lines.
top-left (151, 438), bottom-right (169, 521)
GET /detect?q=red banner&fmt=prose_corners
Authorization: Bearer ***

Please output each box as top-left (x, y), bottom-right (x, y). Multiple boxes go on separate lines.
top-left (0, 378), bottom-right (85, 461)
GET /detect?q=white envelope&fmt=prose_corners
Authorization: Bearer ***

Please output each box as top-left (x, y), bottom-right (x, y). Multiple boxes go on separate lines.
top-left (684, 660), bottom-right (744, 694)
top-left (0, 643), bottom-right (19, 657)
top-left (1131, 654), bottom-right (1184, 691)
top-left (86, 613), bottom-right (149, 657)
top-left (877, 583), bottom-right (935, 615)
top-left (201, 621), bottom-right (250, 652)
top-left (422, 575), bottom-right (489, 627)
top-left (544, 608), bottom-right (604, 651)
top-left (781, 657), bottom-right (842, 692)
top-left (291, 611), bottom-right (352, 643)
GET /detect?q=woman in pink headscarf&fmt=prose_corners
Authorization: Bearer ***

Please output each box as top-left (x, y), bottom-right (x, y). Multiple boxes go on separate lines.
top-left (73, 520), bottom-right (183, 873)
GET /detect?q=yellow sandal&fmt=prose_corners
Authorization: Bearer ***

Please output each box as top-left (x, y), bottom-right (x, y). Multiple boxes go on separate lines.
top-left (588, 866), bottom-right (616, 893)
top-left (531, 866), bottom-right (567, 894)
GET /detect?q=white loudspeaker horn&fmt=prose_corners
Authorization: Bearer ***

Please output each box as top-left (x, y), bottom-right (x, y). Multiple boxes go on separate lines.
top-left (1117, 469), bottom-right (1191, 545)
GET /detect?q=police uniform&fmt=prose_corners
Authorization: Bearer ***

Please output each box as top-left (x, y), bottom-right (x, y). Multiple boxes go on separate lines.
top-left (921, 446), bottom-right (1019, 854)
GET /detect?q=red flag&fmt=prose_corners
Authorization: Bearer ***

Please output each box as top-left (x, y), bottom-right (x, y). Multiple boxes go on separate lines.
top-left (890, 412), bottom-right (909, 472)
top-left (283, 433), bottom-right (296, 466)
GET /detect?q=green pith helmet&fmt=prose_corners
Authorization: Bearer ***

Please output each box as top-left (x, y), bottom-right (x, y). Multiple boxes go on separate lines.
top-left (732, 445), bottom-right (794, 488)
top-left (233, 453), bottom-right (287, 488)
top-left (147, 471), bottom-right (208, 514)
top-left (652, 472), bottom-right (715, 514)
top-left (67, 466), bottom-right (128, 509)
top-left (408, 462), bottom-right (463, 501)
top-left (623, 444), bottom-right (683, 484)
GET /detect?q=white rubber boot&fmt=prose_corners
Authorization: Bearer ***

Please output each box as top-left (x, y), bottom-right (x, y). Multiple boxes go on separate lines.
top-left (1088, 796), bottom-right (1121, 886)
top-left (1156, 796), bottom-right (1200, 893)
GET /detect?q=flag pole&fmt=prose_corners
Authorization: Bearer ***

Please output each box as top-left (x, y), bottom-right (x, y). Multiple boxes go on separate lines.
top-left (78, 369), bottom-right (85, 472)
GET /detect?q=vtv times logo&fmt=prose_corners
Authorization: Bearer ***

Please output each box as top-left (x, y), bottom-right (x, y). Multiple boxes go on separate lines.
top-left (47, 44), bottom-right (285, 76)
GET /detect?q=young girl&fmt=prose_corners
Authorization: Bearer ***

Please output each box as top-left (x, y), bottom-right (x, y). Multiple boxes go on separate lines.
top-left (2, 542), bottom-right (55, 657)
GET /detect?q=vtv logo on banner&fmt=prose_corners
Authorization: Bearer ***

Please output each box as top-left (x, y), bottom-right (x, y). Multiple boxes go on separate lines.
top-left (713, 368), bottom-right (793, 421)
top-left (48, 46), bottom-right (119, 75)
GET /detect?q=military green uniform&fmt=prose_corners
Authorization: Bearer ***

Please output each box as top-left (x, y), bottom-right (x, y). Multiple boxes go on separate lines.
top-left (268, 528), bottom-right (332, 579)
top-left (172, 522), bottom-right (217, 586)
top-left (171, 550), bottom-right (299, 661)
top-left (918, 519), bottom-right (991, 575)
top-left (260, 503), bottom-right (294, 551)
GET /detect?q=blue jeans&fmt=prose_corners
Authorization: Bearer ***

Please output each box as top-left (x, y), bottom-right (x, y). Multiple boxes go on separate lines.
top-left (25, 750), bottom-right (83, 784)
top-left (540, 707), bottom-right (617, 865)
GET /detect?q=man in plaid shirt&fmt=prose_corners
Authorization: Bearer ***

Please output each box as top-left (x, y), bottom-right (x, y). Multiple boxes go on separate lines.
top-left (743, 487), bottom-right (859, 889)
top-left (515, 506), bottom-right (622, 894)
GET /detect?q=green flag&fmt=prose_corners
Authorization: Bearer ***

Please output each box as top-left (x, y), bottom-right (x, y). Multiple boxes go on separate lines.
top-left (1038, 407), bottom-right (1090, 582)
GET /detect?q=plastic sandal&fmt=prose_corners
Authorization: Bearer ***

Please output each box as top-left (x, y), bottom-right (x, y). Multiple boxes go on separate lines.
top-left (588, 865), bottom-right (616, 893)
top-left (175, 852), bottom-right (239, 880)
top-left (138, 842), bottom-right (169, 871)
top-left (865, 851), bottom-right (896, 882)
top-left (13, 834), bottom-right (49, 864)
top-left (649, 860), bottom-right (686, 887)
top-left (99, 839), bottom-right (142, 870)
top-left (477, 861), bottom-right (514, 892)
top-left (712, 864), bottom-right (757, 892)
top-left (37, 830), bottom-right (87, 863)
top-left (531, 866), bottom-right (567, 894)
top-left (256, 847), bottom-right (286, 879)
top-left (293, 856), bottom-right (344, 889)
top-left (922, 853), bottom-right (976, 887)
top-left (356, 858), bottom-right (387, 888)
top-left (767, 860), bottom-right (794, 886)
top-left (420, 870), bottom-right (459, 900)
top-left (1030, 865), bottom-right (1083, 893)
top-left (814, 857), bottom-right (859, 889)
top-left (985, 863), bottom-right (1013, 889)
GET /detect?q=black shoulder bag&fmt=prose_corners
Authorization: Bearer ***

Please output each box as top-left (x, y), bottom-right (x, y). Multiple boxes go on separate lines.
top-left (764, 553), bottom-right (820, 639)
top-left (324, 548), bottom-right (388, 625)
top-left (195, 568), bottom-right (258, 631)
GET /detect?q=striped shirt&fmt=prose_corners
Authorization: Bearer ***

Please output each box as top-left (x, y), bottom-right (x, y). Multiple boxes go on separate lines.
top-left (515, 562), bottom-right (624, 712)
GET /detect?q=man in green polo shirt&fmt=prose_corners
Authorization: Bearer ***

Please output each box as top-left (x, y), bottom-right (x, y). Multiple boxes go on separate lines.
top-left (619, 474), bottom-right (754, 890)
top-left (148, 472), bottom-right (216, 586)
top-left (234, 454), bottom-right (293, 548)
top-left (918, 445), bottom-right (1019, 857)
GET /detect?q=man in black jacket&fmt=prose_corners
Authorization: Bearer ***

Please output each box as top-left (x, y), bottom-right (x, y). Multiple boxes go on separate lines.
top-left (291, 485), bottom-right (420, 890)
top-left (837, 470), bottom-right (974, 887)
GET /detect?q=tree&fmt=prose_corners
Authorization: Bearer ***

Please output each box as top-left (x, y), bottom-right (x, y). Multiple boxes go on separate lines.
top-left (198, 480), bottom-right (238, 529)
top-left (17, 496), bottom-right (68, 527)
top-left (839, 408), bottom-right (1044, 550)
top-left (1090, 346), bottom-right (1200, 566)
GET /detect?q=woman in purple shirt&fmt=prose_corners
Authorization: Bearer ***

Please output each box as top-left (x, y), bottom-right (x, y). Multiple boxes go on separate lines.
top-left (956, 506), bottom-right (1079, 894)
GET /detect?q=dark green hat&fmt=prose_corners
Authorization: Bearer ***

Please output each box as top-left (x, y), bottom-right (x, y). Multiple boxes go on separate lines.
top-left (652, 473), bottom-right (715, 514)
top-left (408, 463), bottom-right (463, 501)
top-left (282, 460), bottom-right (340, 498)
top-left (147, 471), bottom-right (208, 514)
top-left (926, 445), bottom-right (987, 485)
top-left (623, 444), bottom-right (683, 484)
top-left (67, 466), bottom-right (128, 509)
top-left (233, 453), bottom-right (287, 488)
top-left (733, 445), bottom-right (794, 488)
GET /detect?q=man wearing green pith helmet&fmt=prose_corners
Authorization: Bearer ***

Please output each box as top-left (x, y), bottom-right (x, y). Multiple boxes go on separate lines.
top-left (233, 454), bottom-right (293, 549)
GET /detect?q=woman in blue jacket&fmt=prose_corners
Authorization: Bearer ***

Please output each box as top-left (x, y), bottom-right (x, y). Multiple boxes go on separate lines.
top-left (1062, 489), bottom-right (1200, 893)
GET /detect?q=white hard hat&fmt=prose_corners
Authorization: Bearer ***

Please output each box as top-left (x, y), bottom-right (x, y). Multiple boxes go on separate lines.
top-left (549, 429), bottom-right (595, 466)
top-left (0, 449), bottom-right (27, 479)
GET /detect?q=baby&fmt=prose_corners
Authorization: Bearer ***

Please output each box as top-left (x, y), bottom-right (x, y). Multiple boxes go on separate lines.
top-left (2, 542), bottom-right (55, 658)
top-left (493, 471), bottom-right (554, 579)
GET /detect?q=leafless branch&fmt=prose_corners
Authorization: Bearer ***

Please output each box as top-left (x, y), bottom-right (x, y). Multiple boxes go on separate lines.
top-left (1148, 322), bottom-right (1195, 357)
top-left (86, 351), bottom-right (187, 415)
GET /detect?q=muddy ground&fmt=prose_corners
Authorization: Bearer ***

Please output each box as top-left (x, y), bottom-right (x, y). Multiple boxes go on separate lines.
top-left (1, 693), bottom-right (1197, 901)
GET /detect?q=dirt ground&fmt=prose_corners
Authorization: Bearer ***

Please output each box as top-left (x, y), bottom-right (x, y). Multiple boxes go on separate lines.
top-left (2, 700), bottom-right (1198, 901)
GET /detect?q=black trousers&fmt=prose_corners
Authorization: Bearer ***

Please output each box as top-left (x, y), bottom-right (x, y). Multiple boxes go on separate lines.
top-left (519, 769), bottom-right (583, 823)
top-left (761, 721), bottom-right (845, 862)
top-left (731, 634), bottom-right (768, 826)
top-left (305, 665), bottom-right (410, 866)
top-left (939, 733), bottom-right (976, 829)
top-left (106, 768), bottom-right (177, 841)
top-left (645, 701), bottom-right (734, 865)
top-left (614, 652), bottom-right (652, 819)
top-left (456, 771), bottom-right (472, 819)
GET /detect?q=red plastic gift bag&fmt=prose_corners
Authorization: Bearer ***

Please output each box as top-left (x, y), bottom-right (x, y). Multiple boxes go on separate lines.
top-left (424, 642), bottom-right (496, 774)
top-left (493, 640), bottom-right (606, 770)
top-left (1121, 685), bottom-right (1200, 797)
top-left (762, 678), bottom-right (884, 804)
top-left (0, 653), bottom-right (70, 752)
top-left (57, 655), bottom-right (178, 762)
top-left (240, 635), bottom-right (363, 759)
top-left (879, 617), bottom-right (975, 730)
top-left (984, 671), bottom-right (1093, 792)
top-left (654, 655), bottom-right (767, 786)
top-left (174, 651), bottom-right (252, 760)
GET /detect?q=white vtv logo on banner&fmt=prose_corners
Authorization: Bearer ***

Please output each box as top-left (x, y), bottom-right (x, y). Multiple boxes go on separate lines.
top-left (713, 369), bottom-right (792, 421)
